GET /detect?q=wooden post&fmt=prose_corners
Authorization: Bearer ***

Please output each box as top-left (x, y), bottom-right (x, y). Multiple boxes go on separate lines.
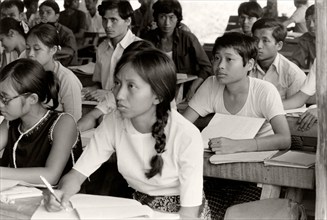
top-left (315, 0), bottom-right (327, 219)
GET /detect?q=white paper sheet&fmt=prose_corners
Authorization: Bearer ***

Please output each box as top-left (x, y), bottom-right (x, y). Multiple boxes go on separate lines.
top-left (209, 150), bottom-right (278, 164)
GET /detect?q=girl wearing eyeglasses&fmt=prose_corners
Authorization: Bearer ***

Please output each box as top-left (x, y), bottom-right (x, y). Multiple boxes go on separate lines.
top-left (0, 59), bottom-right (82, 185)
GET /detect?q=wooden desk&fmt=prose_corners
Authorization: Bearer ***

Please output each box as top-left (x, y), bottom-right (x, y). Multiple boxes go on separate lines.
top-left (175, 74), bottom-right (198, 104)
top-left (203, 152), bottom-right (315, 201)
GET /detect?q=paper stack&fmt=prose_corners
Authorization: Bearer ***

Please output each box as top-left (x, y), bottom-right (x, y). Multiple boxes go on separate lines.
top-left (264, 150), bottom-right (316, 168)
top-left (0, 185), bottom-right (42, 204)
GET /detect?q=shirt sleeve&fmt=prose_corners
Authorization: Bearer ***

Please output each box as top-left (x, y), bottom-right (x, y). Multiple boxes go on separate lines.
top-left (285, 65), bottom-right (307, 99)
top-left (178, 125), bottom-right (203, 207)
top-left (95, 91), bottom-right (117, 114)
top-left (73, 113), bottom-right (116, 177)
top-left (301, 59), bottom-right (316, 96)
top-left (92, 43), bottom-right (104, 83)
top-left (188, 76), bottom-right (216, 117)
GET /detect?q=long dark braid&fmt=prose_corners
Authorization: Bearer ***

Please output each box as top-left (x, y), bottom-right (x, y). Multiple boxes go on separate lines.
top-left (146, 105), bottom-right (169, 178)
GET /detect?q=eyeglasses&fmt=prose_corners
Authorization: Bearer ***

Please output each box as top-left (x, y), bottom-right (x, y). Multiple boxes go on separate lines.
top-left (0, 93), bottom-right (30, 106)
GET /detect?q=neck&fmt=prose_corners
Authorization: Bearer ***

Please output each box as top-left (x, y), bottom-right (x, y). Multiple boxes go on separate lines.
top-left (111, 29), bottom-right (128, 47)
top-left (15, 39), bottom-right (26, 56)
top-left (225, 76), bottom-right (249, 95)
top-left (20, 106), bottom-right (48, 132)
top-left (88, 8), bottom-right (96, 17)
top-left (130, 107), bottom-right (157, 133)
top-left (160, 30), bottom-right (174, 39)
top-left (43, 59), bottom-right (56, 72)
top-left (258, 54), bottom-right (277, 72)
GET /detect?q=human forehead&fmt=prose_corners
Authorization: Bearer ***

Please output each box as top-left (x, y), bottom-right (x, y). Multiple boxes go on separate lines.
top-left (103, 8), bottom-right (123, 19)
top-left (254, 28), bottom-right (275, 38)
top-left (1, 6), bottom-right (20, 17)
top-left (239, 13), bottom-right (256, 19)
top-left (26, 34), bottom-right (47, 48)
top-left (0, 79), bottom-right (17, 96)
top-left (39, 5), bottom-right (56, 14)
top-left (214, 47), bottom-right (242, 58)
top-left (116, 63), bottom-right (146, 83)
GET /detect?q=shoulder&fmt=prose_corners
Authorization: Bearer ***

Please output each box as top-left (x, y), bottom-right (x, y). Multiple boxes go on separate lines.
top-left (175, 28), bottom-right (199, 42)
top-left (58, 24), bottom-right (74, 36)
top-left (278, 53), bottom-right (305, 73)
top-left (250, 77), bottom-right (277, 92)
top-left (169, 109), bottom-right (201, 136)
top-left (56, 62), bottom-right (82, 87)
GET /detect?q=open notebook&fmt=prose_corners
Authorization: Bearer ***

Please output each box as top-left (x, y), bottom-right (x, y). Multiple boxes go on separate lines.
top-left (201, 113), bottom-right (265, 150)
top-left (32, 194), bottom-right (179, 219)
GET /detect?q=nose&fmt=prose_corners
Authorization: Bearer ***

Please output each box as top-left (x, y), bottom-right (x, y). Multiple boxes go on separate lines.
top-left (106, 20), bottom-right (113, 28)
top-left (115, 84), bottom-right (126, 101)
top-left (309, 20), bottom-right (315, 28)
top-left (257, 40), bottom-right (263, 49)
top-left (28, 49), bottom-right (35, 57)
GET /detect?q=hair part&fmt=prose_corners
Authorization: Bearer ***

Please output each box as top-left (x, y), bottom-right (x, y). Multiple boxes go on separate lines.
top-left (0, 0), bottom-right (25, 13)
top-left (238, 1), bottom-right (263, 18)
top-left (251, 18), bottom-right (287, 43)
top-left (0, 17), bottom-right (26, 37)
top-left (152, 0), bottom-right (183, 26)
top-left (213, 32), bottom-right (258, 67)
top-left (39, 0), bottom-right (60, 14)
top-left (114, 49), bottom-right (177, 178)
top-left (0, 58), bottom-right (59, 109)
top-left (27, 23), bottom-right (60, 49)
top-left (98, 0), bottom-right (134, 20)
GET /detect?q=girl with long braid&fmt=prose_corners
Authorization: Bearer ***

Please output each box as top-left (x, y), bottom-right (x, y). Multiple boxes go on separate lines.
top-left (44, 49), bottom-right (210, 219)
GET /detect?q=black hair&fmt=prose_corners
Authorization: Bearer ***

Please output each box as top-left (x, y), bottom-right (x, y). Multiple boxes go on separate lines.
top-left (295, 0), bottom-right (308, 5)
top-left (251, 18), bottom-right (287, 43)
top-left (122, 40), bottom-right (155, 55)
top-left (27, 23), bottom-right (60, 48)
top-left (152, 0), bottom-right (183, 26)
top-left (0, 17), bottom-right (26, 38)
top-left (39, 0), bottom-right (60, 14)
top-left (23, 0), bottom-right (39, 9)
top-left (114, 49), bottom-right (176, 179)
top-left (238, 1), bottom-right (263, 18)
top-left (213, 32), bottom-right (258, 67)
top-left (0, 58), bottom-right (59, 110)
top-left (0, 0), bottom-right (25, 13)
top-left (98, 0), bottom-right (134, 20)
top-left (305, 4), bottom-right (315, 19)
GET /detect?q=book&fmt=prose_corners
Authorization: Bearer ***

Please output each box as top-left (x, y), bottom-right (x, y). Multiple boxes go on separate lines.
top-left (264, 150), bottom-right (316, 168)
top-left (32, 194), bottom-right (157, 220)
top-left (69, 62), bottom-right (95, 75)
top-left (209, 150), bottom-right (278, 165)
top-left (0, 185), bottom-right (42, 204)
top-left (201, 113), bottom-right (265, 150)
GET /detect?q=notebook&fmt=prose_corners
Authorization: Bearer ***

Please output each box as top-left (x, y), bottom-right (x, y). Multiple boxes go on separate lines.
top-left (69, 62), bottom-right (95, 75)
top-left (264, 150), bottom-right (316, 168)
top-left (0, 184), bottom-right (42, 204)
top-left (32, 194), bottom-right (156, 220)
top-left (209, 150), bottom-right (278, 165)
top-left (201, 113), bottom-right (265, 150)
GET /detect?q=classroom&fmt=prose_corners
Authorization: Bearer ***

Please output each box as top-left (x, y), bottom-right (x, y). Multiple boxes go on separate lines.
top-left (0, 0), bottom-right (326, 219)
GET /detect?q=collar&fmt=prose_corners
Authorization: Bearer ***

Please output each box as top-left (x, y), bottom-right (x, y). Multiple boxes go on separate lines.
top-left (107, 29), bottom-right (135, 49)
top-left (255, 53), bottom-right (281, 76)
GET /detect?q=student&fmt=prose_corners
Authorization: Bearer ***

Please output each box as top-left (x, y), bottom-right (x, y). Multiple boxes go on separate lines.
top-left (77, 40), bottom-right (155, 132)
top-left (183, 32), bottom-right (291, 219)
top-left (44, 49), bottom-right (210, 219)
top-left (38, 0), bottom-right (78, 66)
top-left (283, 0), bottom-right (308, 33)
top-left (250, 18), bottom-right (306, 100)
top-left (59, 0), bottom-right (87, 47)
top-left (0, 59), bottom-right (82, 185)
top-left (84, 0), bottom-right (105, 33)
top-left (23, 0), bottom-right (40, 28)
top-left (26, 23), bottom-right (83, 120)
top-left (229, 1), bottom-right (263, 36)
top-left (290, 4), bottom-right (316, 69)
top-left (143, 0), bottom-right (212, 101)
top-left (0, 17), bottom-right (27, 60)
top-left (283, 59), bottom-right (317, 131)
top-left (132, 0), bottom-right (156, 37)
top-left (0, 0), bottom-right (28, 68)
top-left (82, 0), bottom-right (140, 102)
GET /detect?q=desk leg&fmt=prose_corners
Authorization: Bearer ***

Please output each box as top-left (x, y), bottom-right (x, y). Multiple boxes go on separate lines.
top-left (260, 184), bottom-right (281, 199)
top-left (285, 188), bottom-right (303, 203)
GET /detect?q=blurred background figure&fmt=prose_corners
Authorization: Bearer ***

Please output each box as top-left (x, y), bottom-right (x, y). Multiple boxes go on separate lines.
top-left (283, 0), bottom-right (308, 33)
top-left (23, 0), bottom-right (40, 27)
top-left (84, 0), bottom-right (105, 33)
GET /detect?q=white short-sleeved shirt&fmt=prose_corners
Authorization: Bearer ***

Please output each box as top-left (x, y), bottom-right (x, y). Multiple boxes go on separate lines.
top-left (73, 109), bottom-right (203, 207)
top-left (290, 4), bottom-right (308, 33)
top-left (92, 30), bottom-right (141, 90)
top-left (250, 53), bottom-right (306, 100)
top-left (54, 61), bottom-right (83, 120)
top-left (85, 11), bottom-right (105, 33)
top-left (189, 76), bottom-right (285, 137)
top-left (301, 59), bottom-right (316, 96)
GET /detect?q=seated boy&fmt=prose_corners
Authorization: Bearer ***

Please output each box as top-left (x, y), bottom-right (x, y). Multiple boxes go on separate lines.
top-left (228, 1), bottom-right (263, 36)
top-left (250, 18), bottom-right (306, 100)
top-left (283, 59), bottom-right (317, 131)
top-left (39, 0), bottom-right (78, 66)
top-left (183, 32), bottom-right (291, 219)
top-left (290, 4), bottom-right (316, 70)
top-left (283, 0), bottom-right (308, 33)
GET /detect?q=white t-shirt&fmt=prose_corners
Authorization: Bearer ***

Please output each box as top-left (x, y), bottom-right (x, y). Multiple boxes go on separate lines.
top-left (301, 59), bottom-right (316, 96)
top-left (73, 109), bottom-right (203, 207)
top-left (189, 76), bottom-right (285, 137)
top-left (250, 53), bottom-right (306, 100)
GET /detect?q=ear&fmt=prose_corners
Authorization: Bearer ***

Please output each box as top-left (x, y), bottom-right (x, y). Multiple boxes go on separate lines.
top-left (8, 29), bottom-right (15, 37)
top-left (246, 58), bottom-right (255, 72)
top-left (153, 96), bottom-right (161, 105)
top-left (125, 17), bottom-right (131, 26)
top-left (50, 45), bottom-right (58, 55)
top-left (27, 93), bottom-right (39, 105)
top-left (276, 41), bottom-right (283, 51)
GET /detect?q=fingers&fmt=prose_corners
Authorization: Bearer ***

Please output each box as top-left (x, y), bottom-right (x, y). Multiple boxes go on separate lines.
top-left (43, 190), bottom-right (63, 212)
top-left (297, 111), bottom-right (317, 131)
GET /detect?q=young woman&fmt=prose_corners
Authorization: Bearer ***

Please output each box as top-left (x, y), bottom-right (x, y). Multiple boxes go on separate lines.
top-left (0, 17), bottom-right (27, 60)
top-left (26, 23), bottom-right (83, 120)
top-left (44, 49), bottom-right (210, 219)
top-left (0, 59), bottom-right (82, 185)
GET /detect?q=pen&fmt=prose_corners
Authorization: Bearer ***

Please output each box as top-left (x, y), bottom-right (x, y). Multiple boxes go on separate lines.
top-left (39, 175), bottom-right (63, 207)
